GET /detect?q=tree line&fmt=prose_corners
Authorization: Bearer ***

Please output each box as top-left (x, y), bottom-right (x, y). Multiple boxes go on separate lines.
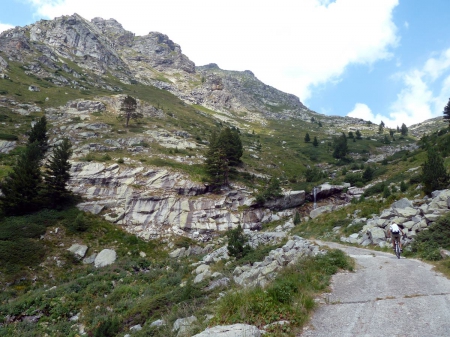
top-left (0, 116), bottom-right (73, 215)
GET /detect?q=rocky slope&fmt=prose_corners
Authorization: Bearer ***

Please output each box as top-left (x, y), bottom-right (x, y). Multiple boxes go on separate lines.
top-left (0, 13), bottom-right (316, 125)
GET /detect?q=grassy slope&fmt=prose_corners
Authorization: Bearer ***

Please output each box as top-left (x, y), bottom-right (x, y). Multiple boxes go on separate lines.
top-left (1, 51), bottom-right (449, 336)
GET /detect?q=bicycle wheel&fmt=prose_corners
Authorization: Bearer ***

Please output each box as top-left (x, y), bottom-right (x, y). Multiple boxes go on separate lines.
top-left (395, 241), bottom-right (401, 259)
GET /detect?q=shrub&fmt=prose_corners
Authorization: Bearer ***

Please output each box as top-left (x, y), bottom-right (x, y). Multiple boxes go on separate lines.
top-left (67, 213), bottom-right (89, 232)
top-left (226, 225), bottom-right (252, 259)
top-left (305, 167), bottom-right (325, 182)
top-left (400, 181), bottom-right (408, 192)
top-left (382, 186), bottom-right (391, 198)
top-left (344, 173), bottom-right (363, 186)
top-left (364, 182), bottom-right (385, 197)
top-left (293, 212), bottom-right (301, 225)
top-left (410, 213), bottom-right (450, 260)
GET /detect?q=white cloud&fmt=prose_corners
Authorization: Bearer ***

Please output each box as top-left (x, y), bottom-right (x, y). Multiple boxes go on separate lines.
top-left (0, 23), bottom-right (14, 33)
top-left (23, 0), bottom-right (399, 102)
top-left (347, 103), bottom-right (385, 124)
top-left (383, 48), bottom-right (450, 127)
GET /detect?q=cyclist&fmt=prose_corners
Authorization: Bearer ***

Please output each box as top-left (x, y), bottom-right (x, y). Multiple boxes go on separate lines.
top-left (388, 222), bottom-right (404, 252)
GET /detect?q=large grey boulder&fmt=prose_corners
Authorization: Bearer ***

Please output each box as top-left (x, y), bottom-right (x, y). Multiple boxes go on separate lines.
top-left (173, 316), bottom-right (197, 336)
top-left (368, 227), bottom-right (385, 244)
top-left (192, 324), bottom-right (261, 337)
top-left (263, 190), bottom-right (305, 210)
top-left (312, 183), bottom-right (345, 200)
top-left (67, 244), bottom-right (88, 259)
top-left (392, 198), bottom-right (414, 209)
top-left (94, 249), bottom-right (117, 268)
top-left (310, 205), bottom-right (333, 219)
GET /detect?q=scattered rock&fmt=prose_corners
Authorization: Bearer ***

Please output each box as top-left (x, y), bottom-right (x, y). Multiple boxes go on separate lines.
top-left (94, 249), bottom-right (117, 268)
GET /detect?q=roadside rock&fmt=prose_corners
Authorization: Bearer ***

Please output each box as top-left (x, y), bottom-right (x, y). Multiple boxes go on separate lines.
top-left (94, 249), bottom-right (116, 268)
top-left (67, 244), bottom-right (88, 259)
top-left (192, 324), bottom-right (262, 337)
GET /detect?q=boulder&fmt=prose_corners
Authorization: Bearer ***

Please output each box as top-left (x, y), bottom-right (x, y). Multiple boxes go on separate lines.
top-left (94, 249), bottom-right (117, 268)
top-left (67, 244), bottom-right (88, 259)
top-left (263, 190), bottom-right (305, 210)
top-left (173, 316), bottom-right (197, 336)
top-left (310, 205), bottom-right (333, 219)
top-left (394, 207), bottom-right (418, 219)
top-left (368, 227), bottom-right (385, 244)
top-left (392, 198), bottom-right (414, 209)
top-left (192, 324), bottom-right (261, 337)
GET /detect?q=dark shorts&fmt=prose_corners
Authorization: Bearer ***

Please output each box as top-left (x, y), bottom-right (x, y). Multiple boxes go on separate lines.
top-left (392, 232), bottom-right (400, 242)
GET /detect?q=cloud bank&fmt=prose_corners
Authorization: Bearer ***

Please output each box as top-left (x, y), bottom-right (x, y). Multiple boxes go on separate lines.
top-left (349, 48), bottom-right (450, 127)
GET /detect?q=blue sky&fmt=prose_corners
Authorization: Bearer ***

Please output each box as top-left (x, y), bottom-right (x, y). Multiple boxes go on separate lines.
top-left (1, 0), bottom-right (450, 127)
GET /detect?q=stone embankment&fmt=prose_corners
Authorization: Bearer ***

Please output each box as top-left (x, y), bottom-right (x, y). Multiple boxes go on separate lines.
top-left (340, 189), bottom-right (450, 247)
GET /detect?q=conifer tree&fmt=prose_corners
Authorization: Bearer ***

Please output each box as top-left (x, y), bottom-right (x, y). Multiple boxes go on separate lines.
top-left (217, 127), bottom-right (243, 166)
top-left (28, 115), bottom-right (48, 157)
top-left (44, 138), bottom-right (73, 207)
top-left (313, 136), bottom-right (319, 147)
top-left (304, 133), bottom-right (311, 143)
top-left (444, 98), bottom-right (450, 126)
top-left (0, 142), bottom-right (42, 215)
top-left (119, 95), bottom-right (142, 127)
top-left (421, 147), bottom-right (449, 195)
top-left (401, 123), bottom-right (408, 136)
top-left (378, 121), bottom-right (385, 134)
top-left (355, 130), bottom-right (362, 140)
top-left (332, 133), bottom-right (348, 159)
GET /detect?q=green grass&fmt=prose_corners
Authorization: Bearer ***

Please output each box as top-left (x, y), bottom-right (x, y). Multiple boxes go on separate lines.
top-left (212, 249), bottom-right (353, 335)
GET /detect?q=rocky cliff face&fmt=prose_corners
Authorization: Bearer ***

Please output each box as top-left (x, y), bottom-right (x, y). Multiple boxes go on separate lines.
top-left (0, 13), bottom-right (318, 124)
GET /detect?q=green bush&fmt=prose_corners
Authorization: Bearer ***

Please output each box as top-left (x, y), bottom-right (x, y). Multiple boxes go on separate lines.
top-left (344, 173), bottom-right (363, 186)
top-left (410, 213), bottom-right (450, 260)
top-left (364, 182), bottom-right (385, 197)
top-left (67, 213), bottom-right (89, 232)
top-left (0, 134), bottom-right (18, 141)
top-left (293, 212), bottom-right (301, 225)
top-left (226, 225), bottom-right (252, 259)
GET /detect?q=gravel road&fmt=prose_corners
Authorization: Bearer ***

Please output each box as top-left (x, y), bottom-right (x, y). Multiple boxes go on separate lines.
top-left (300, 242), bottom-right (450, 337)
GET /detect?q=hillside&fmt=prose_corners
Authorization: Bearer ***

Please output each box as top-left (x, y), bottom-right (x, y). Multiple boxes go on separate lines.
top-left (0, 13), bottom-right (450, 337)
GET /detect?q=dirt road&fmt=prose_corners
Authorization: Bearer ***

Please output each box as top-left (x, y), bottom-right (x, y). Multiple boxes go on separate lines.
top-left (300, 242), bottom-right (450, 337)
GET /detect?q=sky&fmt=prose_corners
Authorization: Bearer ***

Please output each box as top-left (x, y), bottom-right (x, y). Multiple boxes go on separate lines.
top-left (1, 0), bottom-right (450, 127)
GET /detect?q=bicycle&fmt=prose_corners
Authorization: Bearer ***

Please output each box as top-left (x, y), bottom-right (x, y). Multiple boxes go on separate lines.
top-left (393, 236), bottom-right (401, 259)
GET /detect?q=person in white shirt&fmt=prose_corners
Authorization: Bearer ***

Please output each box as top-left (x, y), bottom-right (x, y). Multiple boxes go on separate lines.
top-left (387, 222), bottom-right (404, 252)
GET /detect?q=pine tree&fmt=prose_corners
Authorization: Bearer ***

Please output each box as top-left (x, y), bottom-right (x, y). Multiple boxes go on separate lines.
top-left (304, 133), bottom-right (311, 143)
top-left (205, 147), bottom-right (229, 186)
top-left (0, 142), bottom-right (43, 215)
top-left (378, 121), bottom-right (385, 134)
top-left (401, 123), bottom-right (408, 136)
top-left (421, 147), bottom-right (449, 195)
top-left (28, 115), bottom-right (48, 157)
top-left (313, 136), bottom-right (319, 147)
top-left (44, 138), bottom-right (73, 207)
top-left (226, 225), bottom-right (252, 259)
top-left (332, 133), bottom-right (348, 159)
top-left (362, 166), bottom-right (374, 182)
top-left (444, 98), bottom-right (450, 126)
top-left (355, 130), bottom-right (362, 140)
top-left (218, 127), bottom-right (243, 166)
top-left (119, 95), bottom-right (142, 127)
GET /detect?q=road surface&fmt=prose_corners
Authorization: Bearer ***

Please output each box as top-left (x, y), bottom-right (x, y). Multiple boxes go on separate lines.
top-left (300, 242), bottom-right (450, 337)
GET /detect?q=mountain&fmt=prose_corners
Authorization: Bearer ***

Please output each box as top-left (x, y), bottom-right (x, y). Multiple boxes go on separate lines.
top-left (2, 13), bottom-right (450, 337)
